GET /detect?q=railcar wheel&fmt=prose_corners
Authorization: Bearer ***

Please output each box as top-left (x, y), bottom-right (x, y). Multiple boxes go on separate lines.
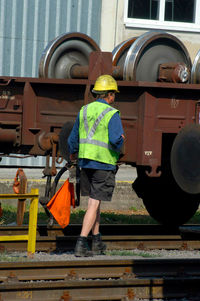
top-left (39, 32), bottom-right (100, 78)
top-left (112, 37), bottom-right (137, 73)
top-left (123, 31), bottom-right (192, 82)
top-left (171, 124), bottom-right (200, 194)
top-left (133, 167), bottom-right (199, 225)
top-left (191, 49), bottom-right (200, 83)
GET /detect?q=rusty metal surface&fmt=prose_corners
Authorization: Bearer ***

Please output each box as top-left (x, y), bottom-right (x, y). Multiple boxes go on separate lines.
top-left (1, 257), bottom-right (200, 278)
top-left (12, 168), bottom-right (27, 226)
top-left (1, 234), bottom-right (197, 253)
top-left (0, 30), bottom-right (196, 179)
top-left (0, 65), bottom-right (200, 226)
top-left (0, 73), bottom-right (199, 166)
top-left (0, 224), bottom-right (181, 236)
top-left (0, 129), bottom-right (17, 144)
top-left (0, 38), bottom-right (200, 226)
top-left (0, 40), bottom-right (199, 168)
top-left (1, 224), bottom-right (200, 253)
top-left (0, 278), bottom-right (198, 300)
top-left (112, 37), bottom-right (137, 68)
top-left (158, 62), bottom-right (190, 83)
top-left (1, 259), bottom-right (200, 300)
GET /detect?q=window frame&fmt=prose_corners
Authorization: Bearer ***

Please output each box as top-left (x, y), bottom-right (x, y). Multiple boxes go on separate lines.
top-left (124, 0), bottom-right (200, 32)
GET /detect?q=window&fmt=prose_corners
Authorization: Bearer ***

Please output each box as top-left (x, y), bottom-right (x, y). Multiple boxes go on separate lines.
top-left (124, 0), bottom-right (200, 32)
top-left (128, 0), bottom-right (159, 20)
top-left (164, 0), bottom-right (194, 23)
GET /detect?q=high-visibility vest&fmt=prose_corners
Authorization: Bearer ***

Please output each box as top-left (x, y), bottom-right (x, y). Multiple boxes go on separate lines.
top-left (79, 101), bottom-right (120, 165)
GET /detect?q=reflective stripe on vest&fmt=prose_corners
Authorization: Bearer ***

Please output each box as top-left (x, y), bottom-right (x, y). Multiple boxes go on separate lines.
top-left (79, 138), bottom-right (117, 152)
top-left (79, 102), bottom-right (119, 165)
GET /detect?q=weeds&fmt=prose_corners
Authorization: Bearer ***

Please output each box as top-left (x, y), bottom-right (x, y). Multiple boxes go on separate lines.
top-left (0, 251), bottom-right (27, 262)
top-left (106, 250), bottom-right (160, 257)
top-left (1, 205), bottom-right (200, 226)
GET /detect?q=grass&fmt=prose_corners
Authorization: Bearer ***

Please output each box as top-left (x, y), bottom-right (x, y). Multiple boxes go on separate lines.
top-left (1, 206), bottom-right (200, 261)
top-left (0, 252), bottom-right (27, 262)
top-left (0, 249), bottom-right (160, 262)
top-left (0, 205), bottom-right (158, 225)
top-left (186, 210), bottom-right (200, 224)
top-left (106, 250), bottom-right (160, 257)
top-left (1, 204), bottom-right (200, 225)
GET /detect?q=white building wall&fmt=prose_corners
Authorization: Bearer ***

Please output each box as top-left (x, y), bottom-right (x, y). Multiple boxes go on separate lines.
top-left (100, 0), bottom-right (200, 62)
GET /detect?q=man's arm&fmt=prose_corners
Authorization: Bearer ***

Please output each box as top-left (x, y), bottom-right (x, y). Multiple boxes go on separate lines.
top-left (108, 112), bottom-right (125, 152)
top-left (67, 113), bottom-right (80, 159)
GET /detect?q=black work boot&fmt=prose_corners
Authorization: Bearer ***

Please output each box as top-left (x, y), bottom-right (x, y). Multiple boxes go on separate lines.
top-left (74, 236), bottom-right (93, 257)
top-left (92, 233), bottom-right (106, 255)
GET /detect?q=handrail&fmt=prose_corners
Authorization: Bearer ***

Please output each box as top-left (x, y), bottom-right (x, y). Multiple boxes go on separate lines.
top-left (0, 188), bottom-right (39, 257)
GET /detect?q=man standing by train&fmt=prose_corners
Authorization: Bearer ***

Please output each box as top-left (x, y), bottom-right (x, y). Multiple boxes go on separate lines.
top-left (68, 74), bottom-right (125, 257)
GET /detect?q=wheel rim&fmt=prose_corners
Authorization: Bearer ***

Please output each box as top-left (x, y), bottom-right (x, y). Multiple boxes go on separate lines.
top-left (191, 49), bottom-right (200, 83)
top-left (112, 37), bottom-right (137, 75)
top-left (39, 32), bottom-right (100, 78)
top-left (123, 31), bottom-right (192, 82)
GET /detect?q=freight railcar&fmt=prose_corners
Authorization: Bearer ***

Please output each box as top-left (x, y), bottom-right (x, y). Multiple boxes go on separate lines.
top-left (1, 30), bottom-right (200, 226)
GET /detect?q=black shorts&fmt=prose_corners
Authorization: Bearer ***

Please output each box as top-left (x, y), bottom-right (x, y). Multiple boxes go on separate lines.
top-left (80, 168), bottom-right (116, 202)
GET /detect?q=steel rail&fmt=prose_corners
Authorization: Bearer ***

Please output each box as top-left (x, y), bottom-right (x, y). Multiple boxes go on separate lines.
top-left (1, 259), bottom-right (200, 300)
top-left (0, 224), bottom-right (200, 252)
top-left (0, 224), bottom-right (181, 236)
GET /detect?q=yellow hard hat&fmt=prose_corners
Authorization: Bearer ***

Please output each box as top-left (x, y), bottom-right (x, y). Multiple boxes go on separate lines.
top-left (92, 75), bottom-right (119, 93)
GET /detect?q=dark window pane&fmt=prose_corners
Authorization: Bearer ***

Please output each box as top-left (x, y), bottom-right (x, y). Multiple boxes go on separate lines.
top-left (128, 0), bottom-right (159, 20)
top-left (165, 0), bottom-right (194, 23)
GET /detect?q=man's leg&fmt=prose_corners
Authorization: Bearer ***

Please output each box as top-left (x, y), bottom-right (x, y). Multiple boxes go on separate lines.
top-left (89, 200), bottom-right (106, 255)
top-left (80, 198), bottom-right (100, 237)
top-left (74, 198), bottom-right (100, 257)
top-left (75, 168), bottom-right (113, 256)
top-left (92, 204), bottom-right (100, 235)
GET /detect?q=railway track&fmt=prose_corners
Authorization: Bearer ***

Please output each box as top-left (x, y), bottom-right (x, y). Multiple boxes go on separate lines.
top-left (1, 258), bottom-right (200, 300)
top-left (0, 224), bottom-right (200, 252)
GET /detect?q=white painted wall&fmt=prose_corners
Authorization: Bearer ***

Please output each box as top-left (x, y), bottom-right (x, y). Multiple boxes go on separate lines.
top-left (100, 0), bottom-right (200, 62)
top-left (100, 0), bottom-right (118, 52)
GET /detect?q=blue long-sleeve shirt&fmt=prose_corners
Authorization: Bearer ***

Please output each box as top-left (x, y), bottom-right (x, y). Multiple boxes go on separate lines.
top-left (67, 99), bottom-right (124, 170)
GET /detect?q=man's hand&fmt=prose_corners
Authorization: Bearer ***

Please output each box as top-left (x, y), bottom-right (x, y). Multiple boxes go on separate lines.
top-left (119, 134), bottom-right (125, 157)
top-left (70, 153), bottom-right (78, 162)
